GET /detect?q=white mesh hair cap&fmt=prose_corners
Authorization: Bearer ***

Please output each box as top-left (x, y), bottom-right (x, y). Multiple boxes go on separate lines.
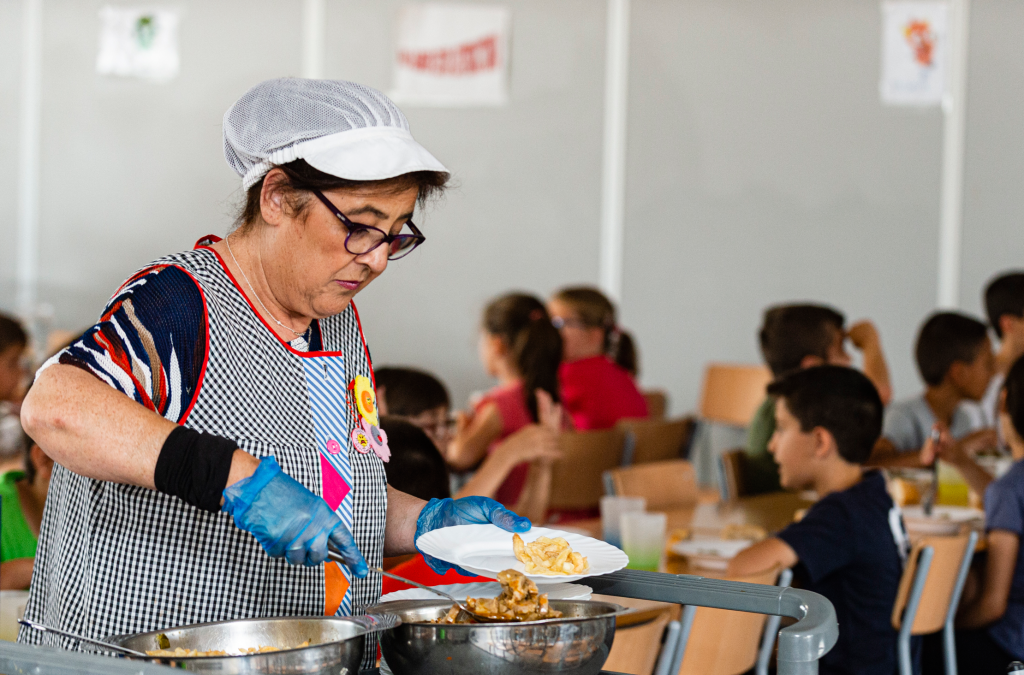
top-left (224, 78), bottom-right (449, 190)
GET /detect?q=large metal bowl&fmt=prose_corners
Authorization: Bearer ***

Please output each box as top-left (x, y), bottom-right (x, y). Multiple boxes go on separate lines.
top-left (106, 614), bottom-right (395, 675)
top-left (366, 599), bottom-right (625, 675)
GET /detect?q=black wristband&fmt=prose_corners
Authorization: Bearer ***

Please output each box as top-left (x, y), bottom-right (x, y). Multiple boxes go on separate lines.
top-left (154, 426), bottom-right (238, 513)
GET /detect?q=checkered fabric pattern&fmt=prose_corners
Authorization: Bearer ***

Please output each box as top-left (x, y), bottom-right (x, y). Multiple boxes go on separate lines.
top-left (20, 243), bottom-right (387, 669)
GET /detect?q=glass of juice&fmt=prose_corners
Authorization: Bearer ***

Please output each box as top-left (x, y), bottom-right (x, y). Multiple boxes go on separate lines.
top-left (621, 511), bottom-right (666, 572)
top-left (600, 496), bottom-right (646, 549)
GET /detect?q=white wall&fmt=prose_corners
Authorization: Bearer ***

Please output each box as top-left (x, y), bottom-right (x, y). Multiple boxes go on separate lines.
top-left (1, 0), bottom-right (1021, 415)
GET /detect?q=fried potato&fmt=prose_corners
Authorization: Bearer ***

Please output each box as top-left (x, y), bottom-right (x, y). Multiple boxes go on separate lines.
top-left (512, 533), bottom-right (590, 575)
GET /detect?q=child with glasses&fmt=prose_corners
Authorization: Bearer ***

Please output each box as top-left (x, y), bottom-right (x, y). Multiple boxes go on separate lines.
top-left (547, 287), bottom-right (648, 431)
top-left (376, 365), bottom-right (562, 524)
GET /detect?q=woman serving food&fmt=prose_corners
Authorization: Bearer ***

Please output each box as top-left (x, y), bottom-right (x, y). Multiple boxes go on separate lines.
top-left (18, 79), bottom-right (528, 668)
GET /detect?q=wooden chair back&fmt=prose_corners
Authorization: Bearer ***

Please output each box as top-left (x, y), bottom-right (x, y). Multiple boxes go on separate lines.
top-left (643, 390), bottom-right (668, 420)
top-left (891, 532), bottom-right (973, 635)
top-left (618, 417), bottom-right (694, 464)
top-left (600, 595), bottom-right (681, 675)
top-left (606, 460), bottom-right (698, 511)
top-left (699, 363), bottom-right (773, 427)
top-left (545, 428), bottom-right (628, 511)
top-left (677, 567), bottom-right (781, 675)
top-left (718, 449), bottom-right (746, 502)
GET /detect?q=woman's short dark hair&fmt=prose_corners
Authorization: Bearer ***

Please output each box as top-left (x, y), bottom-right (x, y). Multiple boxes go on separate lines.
top-left (379, 416), bottom-right (450, 501)
top-left (375, 367), bottom-right (450, 416)
top-left (553, 286), bottom-right (639, 377)
top-left (758, 304), bottom-right (845, 377)
top-left (235, 159), bottom-right (449, 232)
top-left (483, 293), bottom-right (563, 422)
top-left (0, 314), bottom-right (28, 355)
top-left (915, 312), bottom-right (989, 386)
top-left (766, 365), bottom-right (883, 464)
top-left (985, 272), bottom-right (1024, 339)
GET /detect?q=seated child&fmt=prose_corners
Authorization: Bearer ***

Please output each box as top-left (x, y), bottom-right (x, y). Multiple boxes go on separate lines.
top-left (872, 312), bottom-right (995, 465)
top-left (0, 427), bottom-right (54, 590)
top-left (0, 315), bottom-right (29, 475)
top-left (746, 304), bottom-right (892, 493)
top-left (951, 353), bottom-right (1024, 673)
top-left (447, 293), bottom-right (565, 507)
top-left (980, 272), bottom-right (1024, 433)
top-left (547, 287), bottom-right (648, 430)
top-left (729, 366), bottom-right (907, 675)
top-left (375, 367), bottom-right (453, 449)
top-left (376, 366), bottom-right (562, 523)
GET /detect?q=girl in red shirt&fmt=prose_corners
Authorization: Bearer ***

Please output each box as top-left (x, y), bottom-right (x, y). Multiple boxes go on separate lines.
top-left (447, 294), bottom-right (564, 509)
top-left (548, 287), bottom-right (648, 430)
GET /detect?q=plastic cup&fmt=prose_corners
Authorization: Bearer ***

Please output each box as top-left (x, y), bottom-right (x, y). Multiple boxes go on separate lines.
top-left (600, 496), bottom-right (646, 549)
top-left (621, 511), bottom-right (667, 572)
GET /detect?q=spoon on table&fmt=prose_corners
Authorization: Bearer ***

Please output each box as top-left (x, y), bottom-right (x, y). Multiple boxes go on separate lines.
top-left (325, 548), bottom-right (506, 623)
top-left (19, 619), bottom-right (149, 657)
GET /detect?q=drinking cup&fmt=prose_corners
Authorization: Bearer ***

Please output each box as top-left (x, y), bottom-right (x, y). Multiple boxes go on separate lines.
top-left (621, 511), bottom-right (667, 572)
top-left (600, 496), bottom-right (646, 548)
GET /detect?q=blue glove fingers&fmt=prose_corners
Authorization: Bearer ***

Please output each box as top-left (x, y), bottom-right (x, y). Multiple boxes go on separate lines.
top-left (451, 497), bottom-right (531, 532)
top-left (328, 525), bottom-right (368, 578)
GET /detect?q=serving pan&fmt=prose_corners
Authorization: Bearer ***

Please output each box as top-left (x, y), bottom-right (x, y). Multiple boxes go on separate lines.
top-left (366, 598), bottom-right (625, 675)
top-left (105, 614), bottom-right (396, 675)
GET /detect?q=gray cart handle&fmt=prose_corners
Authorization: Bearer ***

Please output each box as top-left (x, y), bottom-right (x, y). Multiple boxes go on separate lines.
top-left (588, 568), bottom-right (838, 675)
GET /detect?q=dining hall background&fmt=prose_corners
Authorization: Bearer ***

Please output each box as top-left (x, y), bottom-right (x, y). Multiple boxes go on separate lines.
top-left (1, 0), bottom-right (1023, 425)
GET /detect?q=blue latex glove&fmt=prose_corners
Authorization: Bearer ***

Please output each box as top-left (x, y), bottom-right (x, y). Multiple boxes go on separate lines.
top-left (415, 497), bottom-right (531, 575)
top-left (222, 456), bottom-right (368, 577)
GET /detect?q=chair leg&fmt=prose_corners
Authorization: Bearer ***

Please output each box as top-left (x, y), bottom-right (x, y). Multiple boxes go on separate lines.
top-left (670, 605), bottom-right (698, 674)
top-left (653, 621), bottom-right (681, 675)
top-left (898, 547), bottom-right (935, 675)
top-left (942, 531), bottom-right (977, 675)
top-left (757, 569), bottom-right (794, 675)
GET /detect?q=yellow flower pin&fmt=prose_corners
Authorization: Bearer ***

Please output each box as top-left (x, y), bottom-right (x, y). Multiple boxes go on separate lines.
top-left (351, 375), bottom-right (379, 427)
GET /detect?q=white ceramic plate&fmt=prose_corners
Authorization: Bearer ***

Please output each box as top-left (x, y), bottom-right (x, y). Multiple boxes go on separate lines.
top-left (379, 581), bottom-right (593, 604)
top-left (670, 539), bottom-right (753, 571)
top-left (416, 525), bottom-right (628, 584)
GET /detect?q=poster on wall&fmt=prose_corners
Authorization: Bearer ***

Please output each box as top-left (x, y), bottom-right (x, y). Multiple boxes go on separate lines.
top-left (390, 3), bottom-right (510, 107)
top-left (96, 6), bottom-right (180, 82)
top-left (880, 1), bottom-right (947, 106)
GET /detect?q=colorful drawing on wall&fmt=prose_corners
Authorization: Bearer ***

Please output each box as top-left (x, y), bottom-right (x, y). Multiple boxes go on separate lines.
top-left (96, 6), bottom-right (180, 82)
top-left (390, 4), bottom-right (510, 107)
top-left (880, 2), bottom-right (947, 106)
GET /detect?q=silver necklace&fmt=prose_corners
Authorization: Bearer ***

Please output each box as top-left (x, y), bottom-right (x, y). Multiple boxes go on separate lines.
top-left (225, 236), bottom-right (308, 338)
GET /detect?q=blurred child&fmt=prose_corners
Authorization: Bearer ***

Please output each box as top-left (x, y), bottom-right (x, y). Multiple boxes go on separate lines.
top-left (375, 367), bottom-right (453, 449)
top-left (376, 366), bottom-right (562, 522)
top-left (0, 315), bottom-right (29, 475)
top-left (745, 304), bottom-right (892, 493)
top-left (872, 312), bottom-right (995, 465)
top-left (729, 366), bottom-right (908, 675)
top-left (948, 354), bottom-right (1024, 673)
top-left (547, 287), bottom-right (647, 430)
top-left (980, 272), bottom-right (1024, 432)
top-left (0, 427), bottom-right (54, 590)
top-left (447, 293), bottom-right (564, 508)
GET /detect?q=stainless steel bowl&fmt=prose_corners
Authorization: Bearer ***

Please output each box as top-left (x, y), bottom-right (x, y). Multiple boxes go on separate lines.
top-left (106, 614), bottom-right (396, 675)
top-left (366, 599), bottom-right (625, 675)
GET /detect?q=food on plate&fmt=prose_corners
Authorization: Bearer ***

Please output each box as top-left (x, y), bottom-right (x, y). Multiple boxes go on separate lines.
top-left (434, 569), bottom-right (563, 624)
top-left (512, 533), bottom-right (590, 575)
top-left (720, 523), bottom-right (767, 541)
top-left (146, 640), bottom-right (310, 657)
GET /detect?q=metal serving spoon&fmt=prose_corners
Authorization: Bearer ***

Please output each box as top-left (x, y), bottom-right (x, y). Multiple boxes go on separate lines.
top-left (19, 619), bottom-right (149, 657)
top-left (325, 548), bottom-right (505, 623)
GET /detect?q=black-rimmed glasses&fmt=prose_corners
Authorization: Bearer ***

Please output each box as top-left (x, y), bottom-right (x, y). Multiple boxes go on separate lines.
top-left (311, 189), bottom-right (426, 260)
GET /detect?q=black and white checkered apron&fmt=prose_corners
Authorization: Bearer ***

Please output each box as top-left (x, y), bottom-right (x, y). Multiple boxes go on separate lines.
top-left (19, 244), bottom-right (388, 669)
